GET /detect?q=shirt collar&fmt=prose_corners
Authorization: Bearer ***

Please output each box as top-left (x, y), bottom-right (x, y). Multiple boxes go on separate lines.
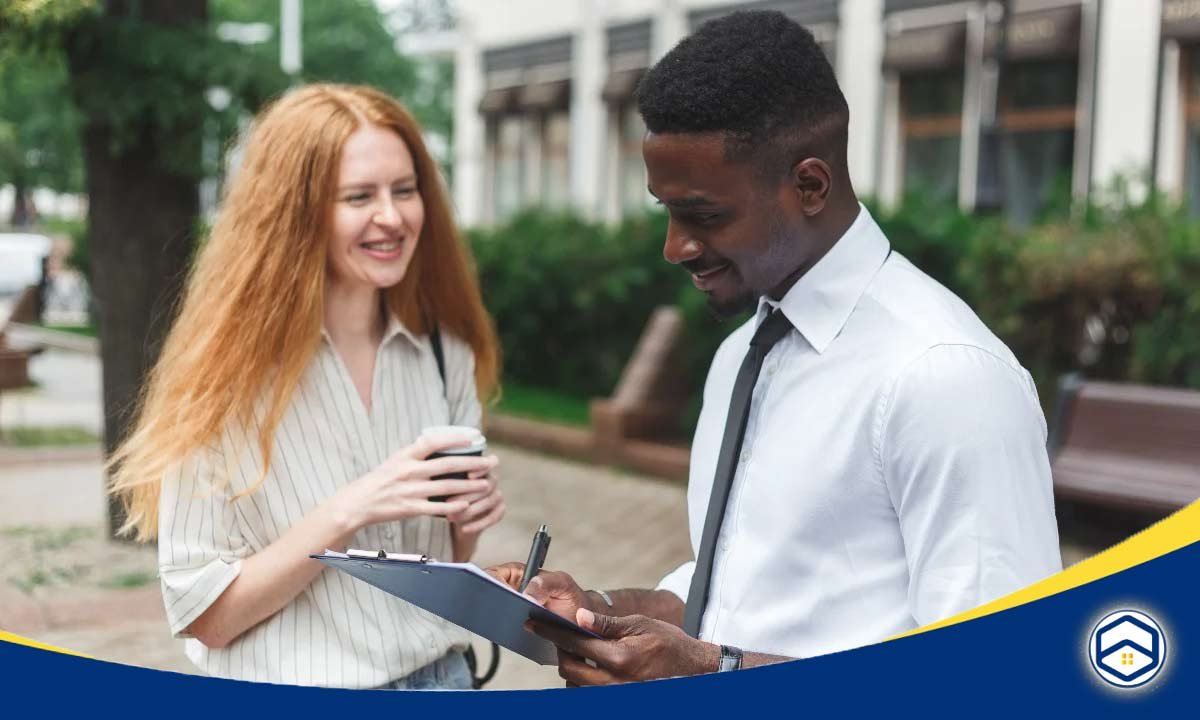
top-left (758, 204), bottom-right (891, 354)
top-left (319, 311), bottom-right (423, 348)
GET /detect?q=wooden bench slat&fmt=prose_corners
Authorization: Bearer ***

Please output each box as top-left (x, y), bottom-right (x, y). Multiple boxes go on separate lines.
top-left (1053, 448), bottom-right (1200, 514)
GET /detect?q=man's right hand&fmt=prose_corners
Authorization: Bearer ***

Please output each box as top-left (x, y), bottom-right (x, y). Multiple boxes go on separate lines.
top-left (487, 563), bottom-right (594, 621)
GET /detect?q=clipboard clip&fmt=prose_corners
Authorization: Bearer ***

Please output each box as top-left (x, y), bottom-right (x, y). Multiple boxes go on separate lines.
top-left (346, 548), bottom-right (431, 563)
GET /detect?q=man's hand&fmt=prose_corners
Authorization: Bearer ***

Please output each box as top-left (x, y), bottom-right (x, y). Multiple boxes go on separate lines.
top-left (486, 563), bottom-right (594, 620)
top-left (529, 608), bottom-right (720, 685)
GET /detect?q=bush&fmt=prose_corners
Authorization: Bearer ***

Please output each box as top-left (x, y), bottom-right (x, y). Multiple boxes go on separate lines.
top-left (473, 195), bottom-right (1200, 434)
top-left (873, 191), bottom-right (1200, 398)
top-left (469, 209), bottom-right (681, 398)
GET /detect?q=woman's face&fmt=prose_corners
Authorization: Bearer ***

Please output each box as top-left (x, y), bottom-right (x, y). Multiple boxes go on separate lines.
top-left (328, 123), bottom-right (424, 293)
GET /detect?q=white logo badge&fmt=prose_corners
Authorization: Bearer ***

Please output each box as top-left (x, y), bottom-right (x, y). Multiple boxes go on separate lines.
top-left (1088, 609), bottom-right (1167, 688)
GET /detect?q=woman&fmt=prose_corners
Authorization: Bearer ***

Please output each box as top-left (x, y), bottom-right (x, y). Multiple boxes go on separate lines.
top-left (109, 84), bottom-right (504, 689)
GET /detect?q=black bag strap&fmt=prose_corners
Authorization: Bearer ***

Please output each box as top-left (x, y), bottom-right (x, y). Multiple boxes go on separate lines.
top-left (430, 324), bottom-right (500, 689)
top-left (430, 324), bottom-right (447, 390)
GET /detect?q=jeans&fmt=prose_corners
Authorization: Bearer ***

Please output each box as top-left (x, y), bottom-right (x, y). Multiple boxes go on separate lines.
top-left (377, 650), bottom-right (473, 690)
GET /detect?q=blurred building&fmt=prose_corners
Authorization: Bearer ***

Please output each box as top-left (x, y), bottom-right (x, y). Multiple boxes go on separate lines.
top-left (452, 0), bottom-right (1200, 227)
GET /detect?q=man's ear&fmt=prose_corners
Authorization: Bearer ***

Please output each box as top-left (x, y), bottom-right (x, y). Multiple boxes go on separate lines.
top-left (789, 158), bottom-right (832, 216)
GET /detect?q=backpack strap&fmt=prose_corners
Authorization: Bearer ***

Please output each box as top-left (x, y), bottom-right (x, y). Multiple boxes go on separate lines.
top-left (430, 324), bottom-right (447, 391)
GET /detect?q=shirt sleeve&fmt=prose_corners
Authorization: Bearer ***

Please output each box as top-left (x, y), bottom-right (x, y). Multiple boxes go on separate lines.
top-left (158, 443), bottom-right (248, 638)
top-left (877, 344), bottom-right (1062, 627)
top-left (656, 561), bottom-right (694, 602)
top-left (442, 332), bottom-right (482, 428)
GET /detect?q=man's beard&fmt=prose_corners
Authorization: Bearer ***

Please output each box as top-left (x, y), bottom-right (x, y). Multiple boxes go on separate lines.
top-left (706, 288), bottom-right (757, 321)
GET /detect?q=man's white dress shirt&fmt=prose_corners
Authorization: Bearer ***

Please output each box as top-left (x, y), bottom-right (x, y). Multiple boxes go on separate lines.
top-left (658, 205), bottom-right (1061, 658)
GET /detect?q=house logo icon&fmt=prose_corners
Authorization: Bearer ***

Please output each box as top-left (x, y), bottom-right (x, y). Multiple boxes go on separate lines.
top-left (1088, 610), bottom-right (1167, 688)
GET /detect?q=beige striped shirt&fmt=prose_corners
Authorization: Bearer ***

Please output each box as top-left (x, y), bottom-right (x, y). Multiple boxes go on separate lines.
top-left (158, 315), bottom-right (479, 687)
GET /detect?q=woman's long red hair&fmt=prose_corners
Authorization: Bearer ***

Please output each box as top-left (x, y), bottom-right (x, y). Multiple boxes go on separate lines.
top-left (109, 84), bottom-right (499, 541)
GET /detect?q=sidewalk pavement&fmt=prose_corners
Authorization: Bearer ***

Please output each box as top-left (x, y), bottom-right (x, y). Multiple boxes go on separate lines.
top-left (0, 346), bottom-right (104, 436)
top-left (0, 443), bottom-right (692, 689)
top-left (0, 343), bottom-right (1106, 689)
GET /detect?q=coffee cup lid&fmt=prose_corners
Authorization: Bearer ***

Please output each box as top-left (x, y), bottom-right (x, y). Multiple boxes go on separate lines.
top-left (421, 425), bottom-right (486, 453)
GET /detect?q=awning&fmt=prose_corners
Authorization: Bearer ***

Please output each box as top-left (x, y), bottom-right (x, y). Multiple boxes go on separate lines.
top-left (478, 87), bottom-right (518, 115)
top-left (516, 79), bottom-right (571, 112)
top-left (883, 22), bottom-right (967, 73)
top-left (987, 5), bottom-right (1081, 62)
top-left (601, 67), bottom-right (645, 104)
top-left (1163, 0), bottom-right (1200, 41)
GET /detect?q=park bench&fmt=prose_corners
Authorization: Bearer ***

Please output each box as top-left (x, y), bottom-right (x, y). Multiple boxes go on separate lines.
top-left (1048, 374), bottom-right (1200, 515)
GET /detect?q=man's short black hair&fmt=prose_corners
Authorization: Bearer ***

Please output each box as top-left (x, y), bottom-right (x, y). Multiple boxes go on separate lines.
top-left (636, 10), bottom-right (849, 177)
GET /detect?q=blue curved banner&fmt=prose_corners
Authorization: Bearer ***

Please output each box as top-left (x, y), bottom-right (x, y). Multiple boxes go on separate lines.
top-left (2, 534), bottom-right (1195, 714)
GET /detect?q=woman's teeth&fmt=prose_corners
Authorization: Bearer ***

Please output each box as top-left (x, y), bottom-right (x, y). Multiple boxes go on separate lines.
top-left (363, 240), bottom-right (399, 251)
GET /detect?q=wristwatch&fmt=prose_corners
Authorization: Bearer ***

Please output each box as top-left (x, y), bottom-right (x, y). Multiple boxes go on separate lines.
top-left (718, 644), bottom-right (743, 672)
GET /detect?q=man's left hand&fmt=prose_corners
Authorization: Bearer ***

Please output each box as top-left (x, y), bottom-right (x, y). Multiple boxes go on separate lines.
top-left (528, 608), bottom-right (719, 685)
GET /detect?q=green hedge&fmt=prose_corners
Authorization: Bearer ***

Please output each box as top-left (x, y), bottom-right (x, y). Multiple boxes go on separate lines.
top-left (474, 197), bottom-right (1200, 433)
top-left (871, 195), bottom-right (1200, 396)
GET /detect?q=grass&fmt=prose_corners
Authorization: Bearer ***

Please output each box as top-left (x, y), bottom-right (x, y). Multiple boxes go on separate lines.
top-left (1, 525), bottom-right (96, 594)
top-left (100, 571), bottom-right (157, 589)
top-left (0, 425), bottom-right (100, 447)
top-left (493, 382), bottom-right (591, 427)
top-left (42, 323), bottom-right (97, 338)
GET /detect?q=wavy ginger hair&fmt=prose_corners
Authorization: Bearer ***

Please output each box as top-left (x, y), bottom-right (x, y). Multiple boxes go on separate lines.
top-left (109, 84), bottom-right (500, 541)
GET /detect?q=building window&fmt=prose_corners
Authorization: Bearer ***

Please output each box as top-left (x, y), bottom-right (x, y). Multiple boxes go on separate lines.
top-left (491, 115), bottom-right (523, 222)
top-left (1183, 48), bottom-right (1200, 214)
top-left (900, 70), bottom-right (963, 205)
top-left (541, 112), bottom-right (571, 209)
top-left (618, 104), bottom-right (648, 214)
top-left (998, 59), bottom-right (1077, 225)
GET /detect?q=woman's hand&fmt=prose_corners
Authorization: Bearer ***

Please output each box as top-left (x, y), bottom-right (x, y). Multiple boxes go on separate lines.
top-left (327, 433), bottom-right (496, 537)
top-left (447, 466), bottom-right (505, 561)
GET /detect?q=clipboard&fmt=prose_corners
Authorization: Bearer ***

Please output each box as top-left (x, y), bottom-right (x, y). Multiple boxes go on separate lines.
top-left (311, 551), bottom-right (600, 665)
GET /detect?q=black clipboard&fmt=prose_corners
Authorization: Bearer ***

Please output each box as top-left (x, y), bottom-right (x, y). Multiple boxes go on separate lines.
top-left (311, 552), bottom-right (600, 665)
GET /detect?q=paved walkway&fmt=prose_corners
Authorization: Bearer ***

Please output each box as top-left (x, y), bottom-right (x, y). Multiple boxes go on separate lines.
top-left (0, 345), bottom-right (1112, 690)
top-left (0, 443), bottom-right (692, 689)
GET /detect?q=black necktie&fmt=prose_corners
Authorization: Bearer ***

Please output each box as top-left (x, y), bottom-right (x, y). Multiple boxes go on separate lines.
top-left (682, 308), bottom-right (793, 638)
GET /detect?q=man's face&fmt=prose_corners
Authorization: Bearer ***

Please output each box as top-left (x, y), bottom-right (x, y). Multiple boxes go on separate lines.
top-left (643, 131), bottom-right (805, 318)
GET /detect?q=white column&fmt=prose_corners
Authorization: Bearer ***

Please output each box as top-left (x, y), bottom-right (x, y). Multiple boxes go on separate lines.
top-left (878, 74), bottom-right (903, 209)
top-left (1070, 0), bottom-right (1101, 201)
top-left (837, 0), bottom-right (884, 197)
top-left (957, 3), bottom-right (987, 211)
top-left (1156, 39), bottom-right (1184, 200)
top-left (1091, 0), bottom-right (1162, 201)
top-left (453, 15), bottom-right (486, 226)
top-left (570, 0), bottom-right (607, 219)
top-left (653, 0), bottom-right (688, 61)
top-left (280, 0), bottom-right (302, 75)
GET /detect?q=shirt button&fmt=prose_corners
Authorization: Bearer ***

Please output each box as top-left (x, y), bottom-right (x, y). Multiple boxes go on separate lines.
top-left (767, 364), bottom-right (777, 376)
top-left (740, 450), bottom-right (751, 464)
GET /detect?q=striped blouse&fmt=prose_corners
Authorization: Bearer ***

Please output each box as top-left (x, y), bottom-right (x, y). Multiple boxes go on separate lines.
top-left (157, 315), bottom-right (480, 687)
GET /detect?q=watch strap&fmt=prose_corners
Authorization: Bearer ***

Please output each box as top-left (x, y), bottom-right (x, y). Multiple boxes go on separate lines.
top-left (718, 644), bottom-right (743, 672)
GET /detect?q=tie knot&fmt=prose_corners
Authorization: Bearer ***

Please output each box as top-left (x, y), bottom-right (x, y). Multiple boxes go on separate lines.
top-left (750, 309), bottom-right (793, 349)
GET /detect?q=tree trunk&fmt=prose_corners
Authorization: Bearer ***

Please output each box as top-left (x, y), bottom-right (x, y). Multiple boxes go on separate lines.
top-left (65, 0), bottom-right (207, 538)
top-left (10, 177), bottom-right (32, 228)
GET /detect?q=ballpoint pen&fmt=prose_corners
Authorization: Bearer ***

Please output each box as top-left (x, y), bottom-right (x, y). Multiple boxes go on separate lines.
top-left (518, 524), bottom-right (551, 592)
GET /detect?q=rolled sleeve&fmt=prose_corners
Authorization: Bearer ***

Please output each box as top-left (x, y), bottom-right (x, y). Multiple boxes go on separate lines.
top-left (655, 560), bottom-right (695, 602)
top-left (158, 446), bottom-right (247, 638)
top-left (878, 344), bottom-right (1061, 626)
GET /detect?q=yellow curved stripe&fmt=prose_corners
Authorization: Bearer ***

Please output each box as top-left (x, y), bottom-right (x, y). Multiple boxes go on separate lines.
top-left (3, 505), bottom-right (1197, 662)
top-left (892, 499), bottom-right (1200, 640)
top-left (0, 630), bottom-right (91, 658)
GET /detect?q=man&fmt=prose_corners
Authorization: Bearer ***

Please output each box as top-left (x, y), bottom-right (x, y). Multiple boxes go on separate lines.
top-left (492, 10), bottom-right (1060, 684)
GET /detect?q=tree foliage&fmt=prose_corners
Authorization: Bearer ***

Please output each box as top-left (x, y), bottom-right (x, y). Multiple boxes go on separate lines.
top-left (0, 0), bottom-right (450, 192)
top-left (0, 44), bottom-right (84, 196)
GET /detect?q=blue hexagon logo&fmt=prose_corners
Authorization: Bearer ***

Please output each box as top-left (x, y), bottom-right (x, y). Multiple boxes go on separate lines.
top-left (1088, 610), bottom-right (1166, 688)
